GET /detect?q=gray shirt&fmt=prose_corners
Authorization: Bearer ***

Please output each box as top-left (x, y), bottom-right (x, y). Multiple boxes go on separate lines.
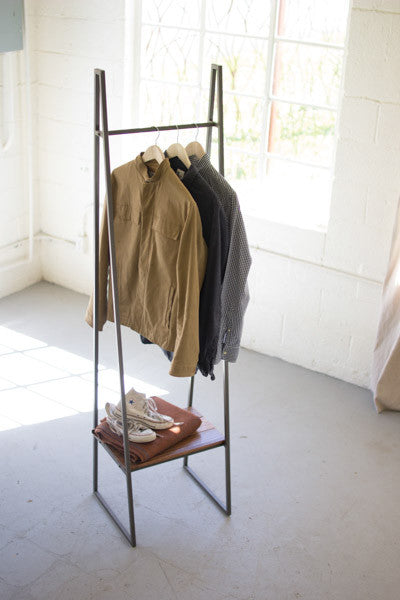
top-left (190, 154), bottom-right (251, 363)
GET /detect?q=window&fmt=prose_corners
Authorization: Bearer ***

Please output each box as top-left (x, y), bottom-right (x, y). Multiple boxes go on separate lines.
top-left (135, 0), bottom-right (350, 230)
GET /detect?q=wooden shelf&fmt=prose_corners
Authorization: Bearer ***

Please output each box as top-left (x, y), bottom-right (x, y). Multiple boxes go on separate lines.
top-left (94, 408), bottom-right (225, 473)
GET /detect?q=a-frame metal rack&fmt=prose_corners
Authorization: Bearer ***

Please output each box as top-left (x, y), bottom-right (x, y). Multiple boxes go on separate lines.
top-left (92, 64), bottom-right (231, 547)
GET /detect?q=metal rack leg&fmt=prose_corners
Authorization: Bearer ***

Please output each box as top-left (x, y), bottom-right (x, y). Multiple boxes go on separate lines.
top-left (93, 72), bottom-right (100, 495)
top-left (183, 361), bottom-right (231, 515)
top-left (101, 70), bottom-right (136, 547)
top-left (188, 375), bottom-right (195, 408)
top-left (206, 65), bottom-right (217, 155)
top-left (223, 360), bottom-right (232, 515)
top-left (216, 64), bottom-right (225, 177)
top-left (183, 376), bottom-right (195, 468)
top-left (94, 489), bottom-right (134, 545)
top-left (183, 64), bottom-right (231, 516)
top-left (92, 69), bottom-right (136, 547)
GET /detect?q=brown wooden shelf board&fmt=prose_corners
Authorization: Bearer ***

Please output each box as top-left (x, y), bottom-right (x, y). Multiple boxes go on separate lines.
top-left (94, 409), bottom-right (225, 473)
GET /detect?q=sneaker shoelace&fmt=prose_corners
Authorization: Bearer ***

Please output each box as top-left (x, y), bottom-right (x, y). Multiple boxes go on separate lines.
top-left (142, 396), bottom-right (165, 421)
top-left (123, 395), bottom-right (167, 423)
top-left (106, 405), bottom-right (151, 438)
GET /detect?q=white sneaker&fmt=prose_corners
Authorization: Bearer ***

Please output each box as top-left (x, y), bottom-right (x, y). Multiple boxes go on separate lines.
top-left (105, 402), bottom-right (156, 443)
top-left (114, 388), bottom-right (174, 430)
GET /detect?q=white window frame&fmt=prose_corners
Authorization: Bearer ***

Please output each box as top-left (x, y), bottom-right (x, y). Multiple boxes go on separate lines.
top-left (127, 0), bottom-right (350, 228)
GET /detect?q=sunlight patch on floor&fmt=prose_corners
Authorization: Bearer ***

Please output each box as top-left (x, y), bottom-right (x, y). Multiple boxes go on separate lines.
top-left (0, 327), bottom-right (169, 431)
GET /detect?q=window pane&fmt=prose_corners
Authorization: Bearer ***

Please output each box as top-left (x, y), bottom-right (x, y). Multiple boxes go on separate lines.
top-left (142, 0), bottom-right (202, 28)
top-left (277, 0), bottom-right (349, 45)
top-left (225, 149), bottom-right (258, 181)
top-left (225, 95), bottom-right (263, 153)
top-left (203, 34), bottom-right (268, 96)
top-left (141, 26), bottom-right (200, 83)
top-left (268, 101), bottom-right (336, 166)
top-left (200, 90), bottom-right (263, 153)
top-left (206, 0), bottom-right (270, 37)
top-left (197, 139), bottom-right (258, 181)
top-left (273, 42), bottom-right (344, 107)
top-left (140, 81), bottom-right (198, 125)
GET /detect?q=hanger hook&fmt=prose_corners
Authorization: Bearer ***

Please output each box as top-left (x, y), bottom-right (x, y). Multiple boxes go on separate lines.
top-left (176, 124), bottom-right (179, 143)
top-left (154, 126), bottom-right (160, 145)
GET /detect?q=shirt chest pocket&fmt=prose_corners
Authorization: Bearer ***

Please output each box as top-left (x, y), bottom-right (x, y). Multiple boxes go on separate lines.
top-left (151, 216), bottom-right (180, 240)
top-left (115, 203), bottom-right (141, 225)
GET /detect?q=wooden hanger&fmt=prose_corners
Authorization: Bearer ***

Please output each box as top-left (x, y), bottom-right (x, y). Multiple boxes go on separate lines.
top-left (142, 144), bottom-right (164, 164)
top-left (186, 124), bottom-right (206, 159)
top-left (142, 127), bottom-right (164, 164)
top-left (166, 126), bottom-right (191, 169)
top-left (186, 140), bottom-right (205, 159)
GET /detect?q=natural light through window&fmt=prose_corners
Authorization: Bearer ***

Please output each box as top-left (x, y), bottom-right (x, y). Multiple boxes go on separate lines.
top-left (0, 326), bottom-right (169, 431)
top-left (136, 0), bottom-right (350, 230)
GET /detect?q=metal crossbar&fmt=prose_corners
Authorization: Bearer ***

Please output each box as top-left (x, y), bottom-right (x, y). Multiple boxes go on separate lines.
top-left (97, 121), bottom-right (218, 136)
top-left (92, 64), bottom-right (231, 547)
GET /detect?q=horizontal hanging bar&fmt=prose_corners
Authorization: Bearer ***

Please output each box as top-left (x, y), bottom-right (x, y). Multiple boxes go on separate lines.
top-left (96, 121), bottom-right (218, 137)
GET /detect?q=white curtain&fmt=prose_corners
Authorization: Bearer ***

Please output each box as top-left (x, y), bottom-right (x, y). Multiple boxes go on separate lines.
top-left (371, 198), bottom-right (400, 412)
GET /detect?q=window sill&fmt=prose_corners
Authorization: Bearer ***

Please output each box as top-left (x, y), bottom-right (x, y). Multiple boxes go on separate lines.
top-left (234, 179), bottom-right (329, 264)
top-left (235, 178), bottom-right (330, 233)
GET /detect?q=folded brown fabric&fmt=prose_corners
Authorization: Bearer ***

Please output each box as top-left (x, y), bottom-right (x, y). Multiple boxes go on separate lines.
top-left (93, 396), bottom-right (202, 465)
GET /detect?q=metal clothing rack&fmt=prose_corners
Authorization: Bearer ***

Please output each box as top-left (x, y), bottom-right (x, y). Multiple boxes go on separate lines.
top-left (92, 64), bottom-right (231, 547)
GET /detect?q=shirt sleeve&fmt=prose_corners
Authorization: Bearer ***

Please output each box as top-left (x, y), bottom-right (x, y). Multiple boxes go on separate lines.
top-left (196, 202), bottom-right (223, 378)
top-left (169, 203), bottom-right (207, 377)
top-left (218, 195), bottom-right (251, 362)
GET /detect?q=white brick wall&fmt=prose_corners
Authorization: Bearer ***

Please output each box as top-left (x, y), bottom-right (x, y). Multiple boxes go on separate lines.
top-left (0, 14), bottom-right (41, 297)
top-left (1, 1), bottom-right (399, 388)
top-left (242, 246), bottom-right (383, 386)
top-left (31, 0), bottom-right (125, 293)
top-left (242, 4), bottom-right (400, 387)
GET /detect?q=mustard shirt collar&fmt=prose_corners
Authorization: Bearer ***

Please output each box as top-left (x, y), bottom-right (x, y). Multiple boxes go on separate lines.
top-left (135, 153), bottom-right (170, 183)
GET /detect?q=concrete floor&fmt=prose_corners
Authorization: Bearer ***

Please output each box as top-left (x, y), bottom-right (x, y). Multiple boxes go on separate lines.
top-left (0, 282), bottom-right (400, 600)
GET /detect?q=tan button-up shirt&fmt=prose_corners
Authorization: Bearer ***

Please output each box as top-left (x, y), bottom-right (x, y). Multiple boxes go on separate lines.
top-left (86, 155), bottom-right (207, 377)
